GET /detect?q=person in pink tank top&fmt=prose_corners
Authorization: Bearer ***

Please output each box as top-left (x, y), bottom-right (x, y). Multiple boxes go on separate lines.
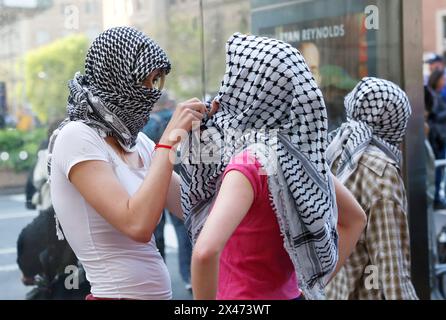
top-left (181, 33), bottom-right (367, 300)
top-left (216, 151), bottom-right (300, 300)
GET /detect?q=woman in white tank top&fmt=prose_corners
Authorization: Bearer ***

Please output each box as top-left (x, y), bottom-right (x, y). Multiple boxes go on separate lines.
top-left (48, 27), bottom-right (215, 300)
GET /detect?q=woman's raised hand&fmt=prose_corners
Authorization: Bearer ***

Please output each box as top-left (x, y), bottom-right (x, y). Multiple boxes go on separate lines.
top-left (159, 98), bottom-right (207, 146)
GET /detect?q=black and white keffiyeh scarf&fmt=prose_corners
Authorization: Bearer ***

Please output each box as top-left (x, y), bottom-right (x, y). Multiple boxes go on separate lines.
top-left (48, 27), bottom-right (170, 238)
top-left (180, 33), bottom-right (338, 300)
top-left (48, 26), bottom-right (170, 173)
top-left (326, 77), bottom-right (412, 183)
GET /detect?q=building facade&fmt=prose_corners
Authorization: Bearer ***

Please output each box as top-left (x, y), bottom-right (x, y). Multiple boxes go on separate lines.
top-left (0, 0), bottom-right (103, 118)
top-left (423, 0), bottom-right (446, 56)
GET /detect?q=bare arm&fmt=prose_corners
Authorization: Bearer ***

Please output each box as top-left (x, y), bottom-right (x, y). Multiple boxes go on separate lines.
top-left (69, 99), bottom-right (206, 243)
top-left (191, 171), bottom-right (254, 300)
top-left (328, 174), bottom-right (367, 282)
top-left (166, 171), bottom-right (183, 220)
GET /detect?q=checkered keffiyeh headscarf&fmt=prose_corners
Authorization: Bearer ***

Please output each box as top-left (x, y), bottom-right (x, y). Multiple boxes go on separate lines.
top-left (47, 27), bottom-right (170, 239)
top-left (326, 77), bottom-right (412, 183)
top-left (49, 26), bottom-right (170, 155)
top-left (180, 33), bottom-right (339, 300)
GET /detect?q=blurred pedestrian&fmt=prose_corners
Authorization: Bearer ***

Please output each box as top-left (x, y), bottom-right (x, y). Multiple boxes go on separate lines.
top-left (426, 69), bottom-right (446, 209)
top-left (424, 54), bottom-right (445, 86)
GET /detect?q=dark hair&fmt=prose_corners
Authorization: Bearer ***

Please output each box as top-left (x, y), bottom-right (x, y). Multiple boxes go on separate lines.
top-left (428, 69), bottom-right (445, 91)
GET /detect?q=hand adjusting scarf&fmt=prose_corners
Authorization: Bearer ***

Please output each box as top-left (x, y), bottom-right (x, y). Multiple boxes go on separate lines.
top-left (180, 33), bottom-right (339, 300)
top-left (47, 26), bottom-right (170, 238)
top-left (326, 77), bottom-right (412, 183)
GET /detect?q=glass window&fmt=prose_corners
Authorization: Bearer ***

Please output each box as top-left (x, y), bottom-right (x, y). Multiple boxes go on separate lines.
top-left (203, 0), bottom-right (402, 130)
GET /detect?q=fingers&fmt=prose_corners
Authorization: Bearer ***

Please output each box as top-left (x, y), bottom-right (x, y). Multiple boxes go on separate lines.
top-left (208, 100), bottom-right (220, 117)
top-left (183, 97), bottom-right (202, 104)
top-left (161, 100), bottom-right (206, 145)
top-left (181, 101), bottom-right (207, 114)
top-left (178, 106), bottom-right (204, 124)
top-left (187, 110), bottom-right (205, 122)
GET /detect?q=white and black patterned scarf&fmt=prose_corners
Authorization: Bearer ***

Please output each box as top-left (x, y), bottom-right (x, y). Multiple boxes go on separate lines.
top-left (47, 27), bottom-right (170, 238)
top-left (48, 26), bottom-right (170, 162)
top-left (326, 77), bottom-right (412, 183)
top-left (180, 33), bottom-right (338, 300)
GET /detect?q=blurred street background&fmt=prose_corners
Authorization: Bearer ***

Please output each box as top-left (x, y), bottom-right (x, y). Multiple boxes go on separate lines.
top-left (1, 0), bottom-right (446, 300)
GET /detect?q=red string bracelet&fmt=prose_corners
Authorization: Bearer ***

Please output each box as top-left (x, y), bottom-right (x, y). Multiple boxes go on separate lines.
top-left (155, 144), bottom-right (173, 151)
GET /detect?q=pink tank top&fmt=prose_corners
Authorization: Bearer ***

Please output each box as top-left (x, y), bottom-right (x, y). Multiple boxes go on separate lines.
top-left (216, 151), bottom-right (301, 300)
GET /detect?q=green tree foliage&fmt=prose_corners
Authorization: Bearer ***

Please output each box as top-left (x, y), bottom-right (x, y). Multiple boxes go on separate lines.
top-left (162, 3), bottom-right (250, 102)
top-left (0, 127), bottom-right (46, 172)
top-left (24, 34), bottom-right (89, 124)
top-left (203, 5), bottom-right (250, 95)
